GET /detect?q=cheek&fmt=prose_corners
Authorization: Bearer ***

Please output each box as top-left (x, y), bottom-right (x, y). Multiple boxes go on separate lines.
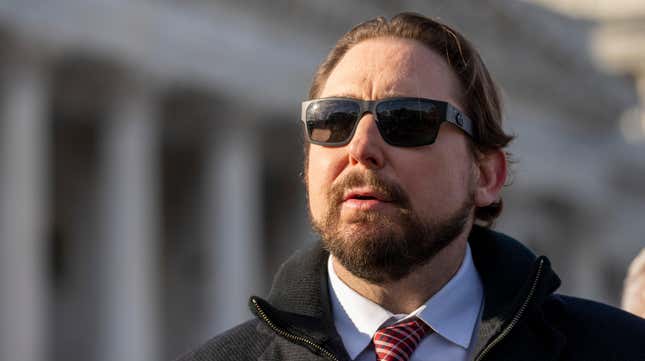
top-left (306, 147), bottom-right (345, 219)
top-left (399, 150), bottom-right (473, 216)
top-left (406, 174), bottom-right (467, 218)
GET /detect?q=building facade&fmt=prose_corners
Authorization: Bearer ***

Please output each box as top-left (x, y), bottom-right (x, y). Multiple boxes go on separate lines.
top-left (1, 1), bottom-right (644, 360)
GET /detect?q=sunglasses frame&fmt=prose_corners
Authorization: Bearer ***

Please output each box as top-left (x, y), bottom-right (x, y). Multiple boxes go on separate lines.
top-left (301, 97), bottom-right (475, 147)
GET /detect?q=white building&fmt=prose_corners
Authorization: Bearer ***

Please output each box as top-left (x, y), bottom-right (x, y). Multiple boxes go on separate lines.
top-left (0, 1), bottom-right (643, 360)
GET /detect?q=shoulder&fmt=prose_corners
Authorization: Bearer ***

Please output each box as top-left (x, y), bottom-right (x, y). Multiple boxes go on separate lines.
top-left (543, 294), bottom-right (645, 359)
top-left (545, 294), bottom-right (645, 333)
top-left (174, 319), bottom-right (275, 361)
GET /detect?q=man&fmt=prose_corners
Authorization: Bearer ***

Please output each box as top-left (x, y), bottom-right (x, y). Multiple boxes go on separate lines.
top-left (177, 13), bottom-right (645, 361)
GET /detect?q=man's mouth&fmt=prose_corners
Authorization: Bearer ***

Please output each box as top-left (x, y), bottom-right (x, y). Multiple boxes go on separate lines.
top-left (343, 190), bottom-right (388, 202)
top-left (353, 195), bottom-right (377, 200)
top-left (342, 189), bottom-right (393, 204)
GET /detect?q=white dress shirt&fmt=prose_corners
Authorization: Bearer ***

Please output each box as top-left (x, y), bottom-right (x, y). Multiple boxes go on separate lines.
top-left (327, 244), bottom-right (483, 361)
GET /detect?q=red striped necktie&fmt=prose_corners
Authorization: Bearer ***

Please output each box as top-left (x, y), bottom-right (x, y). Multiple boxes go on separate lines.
top-left (373, 317), bottom-right (433, 361)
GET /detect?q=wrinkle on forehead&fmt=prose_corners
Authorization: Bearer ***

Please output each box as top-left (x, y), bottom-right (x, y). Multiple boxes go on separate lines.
top-left (320, 37), bottom-right (463, 108)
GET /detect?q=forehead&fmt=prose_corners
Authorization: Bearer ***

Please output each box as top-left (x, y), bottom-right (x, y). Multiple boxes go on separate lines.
top-left (320, 37), bottom-right (462, 107)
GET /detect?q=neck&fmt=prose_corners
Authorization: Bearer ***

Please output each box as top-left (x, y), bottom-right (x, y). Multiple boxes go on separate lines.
top-left (331, 228), bottom-right (470, 314)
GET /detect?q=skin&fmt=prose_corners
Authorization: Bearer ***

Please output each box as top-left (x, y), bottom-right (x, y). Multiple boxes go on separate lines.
top-left (306, 37), bottom-right (507, 314)
top-left (622, 248), bottom-right (645, 318)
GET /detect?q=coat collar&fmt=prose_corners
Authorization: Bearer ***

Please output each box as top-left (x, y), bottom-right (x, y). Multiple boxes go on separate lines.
top-left (252, 242), bottom-right (350, 359)
top-left (467, 226), bottom-right (565, 360)
top-left (251, 225), bottom-right (565, 361)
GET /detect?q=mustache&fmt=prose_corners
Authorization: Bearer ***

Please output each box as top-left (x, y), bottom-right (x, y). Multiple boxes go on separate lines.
top-left (328, 170), bottom-right (411, 208)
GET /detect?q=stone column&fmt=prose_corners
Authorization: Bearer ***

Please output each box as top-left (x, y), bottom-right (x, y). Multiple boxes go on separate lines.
top-left (95, 81), bottom-right (160, 361)
top-left (201, 124), bottom-right (263, 336)
top-left (635, 77), bottom-right (645, 140)
top-left (0, 55), bottom-right (49, 361)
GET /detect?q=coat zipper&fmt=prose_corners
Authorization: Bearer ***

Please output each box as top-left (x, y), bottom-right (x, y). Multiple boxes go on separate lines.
top-left (475, 258), bottom-right (545, 361)
top-left (251, 298), bottom-right (341, 361)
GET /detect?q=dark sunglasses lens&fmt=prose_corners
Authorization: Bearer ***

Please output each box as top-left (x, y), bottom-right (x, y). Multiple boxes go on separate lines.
top-left (376, 99), bottom-right (442, 146)
top-left (306, 100), bottom-right (360, 144)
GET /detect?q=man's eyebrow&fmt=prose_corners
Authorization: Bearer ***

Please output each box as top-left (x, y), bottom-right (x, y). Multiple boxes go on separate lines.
top-left (323, 92), bottom-right (360, 99)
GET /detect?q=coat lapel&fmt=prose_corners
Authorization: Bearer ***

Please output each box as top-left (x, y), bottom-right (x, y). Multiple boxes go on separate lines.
top-left (252, 243), bottom-right (351, 361)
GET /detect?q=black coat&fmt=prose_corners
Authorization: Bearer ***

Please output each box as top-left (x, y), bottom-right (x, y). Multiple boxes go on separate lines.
top-left (176, 226), bottom-right (645, 361)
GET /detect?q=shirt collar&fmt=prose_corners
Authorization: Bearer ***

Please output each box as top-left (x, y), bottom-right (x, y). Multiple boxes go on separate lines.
top-left (328, 244), bottom-right (483, 360)
top-left (327, 257), bottom-right (391, 359)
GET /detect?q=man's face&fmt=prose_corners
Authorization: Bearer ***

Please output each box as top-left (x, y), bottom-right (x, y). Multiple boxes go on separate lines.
top-left (306, 37), bottom-right (478, 283)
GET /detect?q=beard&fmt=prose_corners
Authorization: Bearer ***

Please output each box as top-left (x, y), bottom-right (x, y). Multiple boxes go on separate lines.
top-left (309, 170), bottom-right (474, 284)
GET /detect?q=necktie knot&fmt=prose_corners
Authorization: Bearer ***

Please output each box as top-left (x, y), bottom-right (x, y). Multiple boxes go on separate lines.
top-left (373, 317), bottom-right (432, 361)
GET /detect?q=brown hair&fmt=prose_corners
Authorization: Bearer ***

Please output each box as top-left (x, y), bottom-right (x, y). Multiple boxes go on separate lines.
top-left (306, 12), bottom-right (514, 225)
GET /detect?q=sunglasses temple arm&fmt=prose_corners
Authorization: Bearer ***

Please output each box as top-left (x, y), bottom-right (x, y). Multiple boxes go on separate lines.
top-left (446, 104), bottom-right (475, 138)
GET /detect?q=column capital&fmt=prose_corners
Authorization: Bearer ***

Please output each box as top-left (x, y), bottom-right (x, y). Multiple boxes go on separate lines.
top-left (0, 28), bottom-right (53, 70)
top-left (530, 0), bottom-right (645, 20)
top-left (593, 20), bottom-right (645, 74)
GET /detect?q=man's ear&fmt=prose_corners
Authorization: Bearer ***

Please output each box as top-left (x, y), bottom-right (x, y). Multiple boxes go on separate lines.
top-left (474, 149), bottom-right (507, 207)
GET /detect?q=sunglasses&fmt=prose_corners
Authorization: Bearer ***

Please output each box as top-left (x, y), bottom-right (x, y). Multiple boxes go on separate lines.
top-left (301, 97), bottom-right (474, 147)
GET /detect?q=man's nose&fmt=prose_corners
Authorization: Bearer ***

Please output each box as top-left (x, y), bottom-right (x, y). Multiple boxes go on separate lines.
top-left (347, 113), bottom-right (386, 169)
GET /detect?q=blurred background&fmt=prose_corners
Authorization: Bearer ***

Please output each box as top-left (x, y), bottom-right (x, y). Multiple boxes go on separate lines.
top-left (1, 0), bottom-right (644, 360)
